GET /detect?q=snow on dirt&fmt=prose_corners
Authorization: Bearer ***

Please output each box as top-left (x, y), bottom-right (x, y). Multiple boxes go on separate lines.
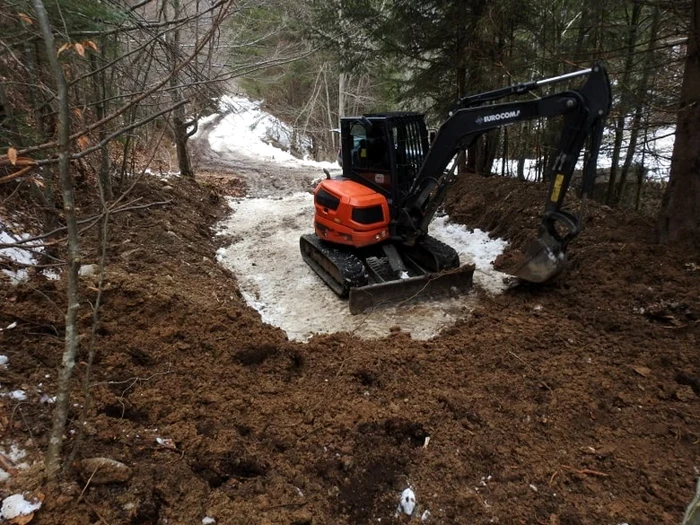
top-left (206, 96), bottom-right (509, 341)
top-left (215, 194), bottom-right (509, 341)
top-left (205, 95), bottom-right (337, 171)
top-left (0, 219), bottom-right (38, 284)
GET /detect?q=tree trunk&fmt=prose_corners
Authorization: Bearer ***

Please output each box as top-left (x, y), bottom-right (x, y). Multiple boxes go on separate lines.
top-left (32, 0), bottom-right (81, 480)
top-left (517, 152), bottom-right (526, 180)
top-left (457, 65), bottom-right (473, 174)
top-left (477, 129), bottom-right (500, 176)
top-left (169, 0), bottom-right (194, 177)
top-left (91, 43), bottom-right (113, 201)
top-left (338, 72), bottom-right (346, 120)
top-left (658, 0), bottom-right (700, 243)
top-left (620, 3), bottom-right (660, 206)
top-left (501, 127), bottom-right (508, 177)
top-left (607, 0), bottom-right (642, 205)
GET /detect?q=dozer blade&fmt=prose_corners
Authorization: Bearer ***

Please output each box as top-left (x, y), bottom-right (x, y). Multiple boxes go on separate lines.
top-left (504, 231), bottom-right (567, 283)
top-left (348, 264), bottom-right (475, 315)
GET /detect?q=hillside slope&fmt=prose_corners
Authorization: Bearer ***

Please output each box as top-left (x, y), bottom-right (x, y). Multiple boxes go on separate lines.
top-left (1, 168), bottom-right (698, 524)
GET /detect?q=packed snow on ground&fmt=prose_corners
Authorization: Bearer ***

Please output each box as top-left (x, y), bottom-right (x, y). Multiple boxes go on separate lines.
top-left (208, 96), bottom-right (511, 341)
top-left (215, 194), bottom-right (510, 342)
top-left (0, 493), bottom-right (42, 521)
top-left (0, 218), bottom-right (39, 284)
top-left (203, 95), bottom-right (337, 171)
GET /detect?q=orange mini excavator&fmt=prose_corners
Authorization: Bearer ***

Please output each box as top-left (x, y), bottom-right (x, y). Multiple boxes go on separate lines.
top-left (300, 65), bottom-right (611, 313)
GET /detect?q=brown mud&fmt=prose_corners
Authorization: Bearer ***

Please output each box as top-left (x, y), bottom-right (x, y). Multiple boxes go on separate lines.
top-left (1, 170), bottom-right (698, 525)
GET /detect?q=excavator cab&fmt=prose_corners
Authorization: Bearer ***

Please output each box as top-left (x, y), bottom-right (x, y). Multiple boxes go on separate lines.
top-left (340, 114), bottom-right (429, 215)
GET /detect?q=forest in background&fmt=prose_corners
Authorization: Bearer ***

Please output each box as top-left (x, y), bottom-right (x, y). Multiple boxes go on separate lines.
top-left (0, 0), bottom-right (699, 491)
top-left (1, 1), bottom-right (696, 207)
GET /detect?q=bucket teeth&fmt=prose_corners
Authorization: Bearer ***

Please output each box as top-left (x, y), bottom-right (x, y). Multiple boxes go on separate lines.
top-left (505, 232), bottom-right (567, 283)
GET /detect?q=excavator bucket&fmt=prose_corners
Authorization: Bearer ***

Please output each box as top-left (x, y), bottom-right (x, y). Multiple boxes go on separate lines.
top-left (504, 231), bottom-right (567, 283)
top-left (348, 264), bottom-right (475, 315)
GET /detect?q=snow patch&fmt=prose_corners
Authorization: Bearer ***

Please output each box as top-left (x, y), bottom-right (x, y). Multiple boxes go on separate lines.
top-left (0, 443), bottom-right (31, 482)
top-left (206, 96), bottom-right (336, 170)
top-left (0, 217), bottom-right (55, 283)
top-left (430, 216), bottom-right (509, 294)
top-left (1, 220), bottom-right (38, 284)
top-left (1, 390), bottom-right (28, 401)
top-left (1, 494), bottom-right (42, 521)
top-left (215, 195), bottom-right (508, 342)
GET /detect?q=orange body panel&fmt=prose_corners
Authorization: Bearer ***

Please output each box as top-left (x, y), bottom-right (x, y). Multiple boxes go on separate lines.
top-left (313, 179), bottom-right (390, 248)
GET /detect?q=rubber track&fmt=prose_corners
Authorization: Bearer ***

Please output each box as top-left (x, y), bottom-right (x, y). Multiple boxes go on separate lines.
top-left (365, 256), bottom-right (395, 283)
top-left (299, 234), bottom-right (368, 297)
top-left (409, 235), bottom-right (460, 272)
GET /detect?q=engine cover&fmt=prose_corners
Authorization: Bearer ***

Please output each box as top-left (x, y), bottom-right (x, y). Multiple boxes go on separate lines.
top-left (312, 179), bottom-right (390, 248)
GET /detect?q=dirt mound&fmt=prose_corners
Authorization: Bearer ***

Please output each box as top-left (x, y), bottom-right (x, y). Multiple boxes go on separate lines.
top-left (1, 172), bottom-right (698, 524)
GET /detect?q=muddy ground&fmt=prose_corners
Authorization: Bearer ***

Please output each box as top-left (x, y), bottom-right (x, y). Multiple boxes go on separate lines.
top-left (1, 154), bottom-right (699, 525)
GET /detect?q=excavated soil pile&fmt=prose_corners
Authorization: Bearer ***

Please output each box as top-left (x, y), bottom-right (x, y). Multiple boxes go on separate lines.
top-left (1, 172), bottom-right (698, 525)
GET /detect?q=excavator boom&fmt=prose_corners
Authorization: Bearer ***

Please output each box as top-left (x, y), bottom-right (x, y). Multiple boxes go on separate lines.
top-left (397, 64), bottom-right (611, 281)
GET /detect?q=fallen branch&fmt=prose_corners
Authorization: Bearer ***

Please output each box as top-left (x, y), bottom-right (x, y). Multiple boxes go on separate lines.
top-left (560, 465), bottom-right (609, 478)
top-left (78, 465), bottom-right (100, 502)
top-left (548, 470), bottom-right (559, 486)
top-left (0, 452), bottom-right (18, 476)
top-left (682, 477), bottom-right (700, 525)
top-left (0, 157), bottom-right (37, 168)
top-left (508, 350), bottom-right (553, 391)
top-left (90, 366), bottom-right (173, 394)
top-left (0, 164), bottom-right (37, 184)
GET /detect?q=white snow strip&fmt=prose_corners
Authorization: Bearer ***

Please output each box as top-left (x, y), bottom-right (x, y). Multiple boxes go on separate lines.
top-left (206, 95), bottom-right (336, 170)
top-left (492, 125), bottom-right (675, 182)
top-left (0, 218), bottom-right (41, 284)
top-left (215, 195), bottom-right (508, 342)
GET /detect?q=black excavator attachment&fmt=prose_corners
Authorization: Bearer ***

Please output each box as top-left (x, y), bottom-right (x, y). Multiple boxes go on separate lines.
top-left (348, 264), bottom-right (475, 315)
top-left (300, 233), bottom-right (475, 314)
top-left (507, 232), bottom-right (567, 283)
top-left (505, 210), bottom-right (580, 282)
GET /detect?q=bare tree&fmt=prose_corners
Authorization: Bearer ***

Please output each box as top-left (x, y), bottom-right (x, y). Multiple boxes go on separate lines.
top-left (29, 0), bottom-right (81, 480)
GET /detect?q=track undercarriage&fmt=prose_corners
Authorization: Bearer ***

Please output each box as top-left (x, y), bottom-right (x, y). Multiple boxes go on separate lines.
top-left (300, 234), bottom-right (475, 314)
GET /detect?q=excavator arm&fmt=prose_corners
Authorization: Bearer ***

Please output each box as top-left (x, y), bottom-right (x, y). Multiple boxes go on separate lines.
top-left (397, 64), bottom-right (611, 282)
